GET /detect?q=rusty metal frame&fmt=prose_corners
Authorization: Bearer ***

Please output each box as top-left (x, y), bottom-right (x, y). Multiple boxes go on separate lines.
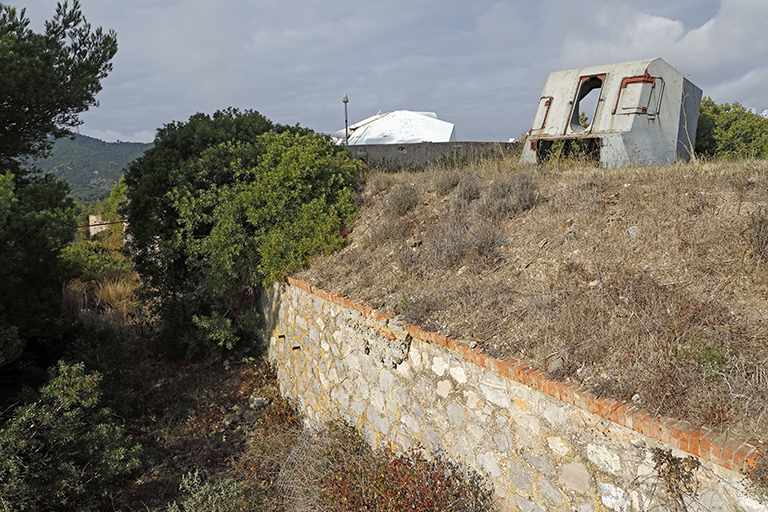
top-left (532, 96), bottom-right (554, 130)
top-left (565, 74), bottom-right (606, 135)
top-left (612, 71), bottom-right (665, 115)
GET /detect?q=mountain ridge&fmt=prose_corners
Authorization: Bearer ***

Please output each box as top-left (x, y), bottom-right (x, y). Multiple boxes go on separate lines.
top-left (30, 134), bottom-right (153, 203)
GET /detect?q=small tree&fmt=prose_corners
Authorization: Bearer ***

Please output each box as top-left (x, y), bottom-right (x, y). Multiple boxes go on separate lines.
top-left (124, 111), bottom-right (360, 356)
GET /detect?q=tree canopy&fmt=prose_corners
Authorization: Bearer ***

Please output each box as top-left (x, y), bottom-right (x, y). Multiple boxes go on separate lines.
top-left (0, 1), bottom-right (117, 171)
top-left (124, 109), bottom-right (361, 356)
top-left (0, 1), bottom-right (117, 370)
top-left (695, 97), bottom-right (768, 159)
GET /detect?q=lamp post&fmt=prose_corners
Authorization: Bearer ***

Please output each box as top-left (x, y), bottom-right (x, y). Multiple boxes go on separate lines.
top-left (342, 94), bottom-right (349, 146)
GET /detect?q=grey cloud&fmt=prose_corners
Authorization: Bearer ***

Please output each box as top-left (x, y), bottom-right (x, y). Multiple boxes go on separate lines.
top-left (17, 0), bottom-right (768, 142)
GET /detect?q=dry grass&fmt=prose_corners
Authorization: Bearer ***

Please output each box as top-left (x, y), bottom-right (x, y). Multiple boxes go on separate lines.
top-left (63, 274), bottom-right (140, 319)
top-left (297, 157), bottom-right (768, 442)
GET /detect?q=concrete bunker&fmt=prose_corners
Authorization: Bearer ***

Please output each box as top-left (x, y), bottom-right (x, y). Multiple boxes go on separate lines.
top-left (521, 58), bottom-right (702, 168)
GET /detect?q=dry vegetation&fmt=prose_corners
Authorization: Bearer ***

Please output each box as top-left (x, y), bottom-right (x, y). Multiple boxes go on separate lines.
top-left (297, 156), bottom-right (768, 442)
top-left (60, 295), bottom-right (497, 510)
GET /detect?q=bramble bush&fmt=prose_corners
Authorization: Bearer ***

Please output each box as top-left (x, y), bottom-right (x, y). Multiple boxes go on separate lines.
top-left (311, 421), bottom-right (496, 512)
top-left (0, 361), bottom-right (142, 511)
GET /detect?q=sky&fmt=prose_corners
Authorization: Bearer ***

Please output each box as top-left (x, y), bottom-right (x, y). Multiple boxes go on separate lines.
top-left (18, 0), bottom-right (768, 143)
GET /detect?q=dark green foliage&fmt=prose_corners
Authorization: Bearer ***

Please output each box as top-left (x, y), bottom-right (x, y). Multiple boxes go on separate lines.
top-left (28, 135), bottom-right (152, 204)
top-left (124, 110), bottom-right (359, 355)
top-left (0, 171), bottom-right (78, 367)
top-left (0, 361), bottom-right (142, 511)
top-left (0, 1), bottom-right (116, 370)
top-left (695, 97), bottom-right (768, 158)
top-left (0, 1), bottom-right (117, 171)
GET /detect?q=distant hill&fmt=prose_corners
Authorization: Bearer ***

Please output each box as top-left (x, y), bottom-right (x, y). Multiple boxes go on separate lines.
top-left (29, 134), bottom-right (153, 203)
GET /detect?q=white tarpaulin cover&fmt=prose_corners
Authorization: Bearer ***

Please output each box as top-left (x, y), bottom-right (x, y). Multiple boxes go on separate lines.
top-left (333, 110), bottom-right (457, 145)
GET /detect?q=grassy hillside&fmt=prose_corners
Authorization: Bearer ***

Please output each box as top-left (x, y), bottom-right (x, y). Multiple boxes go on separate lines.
top-left (297, 156), bottom-right (768, 444)
top-left (29, 134), bottom-right (153, 203)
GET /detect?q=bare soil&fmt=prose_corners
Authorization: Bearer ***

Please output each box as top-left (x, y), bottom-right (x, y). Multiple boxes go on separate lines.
top-left (296, 156), bottom-right (768, 442)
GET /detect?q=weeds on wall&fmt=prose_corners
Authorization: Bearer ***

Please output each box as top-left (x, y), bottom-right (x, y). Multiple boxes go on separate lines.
top-left (746, 453), bottom-right (768, 503)
top-left (625, 447), bottom-right (708, 511)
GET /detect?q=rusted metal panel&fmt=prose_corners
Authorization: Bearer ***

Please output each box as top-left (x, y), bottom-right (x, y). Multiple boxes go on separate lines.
top-left (521, 58), bottom-right (702, 168)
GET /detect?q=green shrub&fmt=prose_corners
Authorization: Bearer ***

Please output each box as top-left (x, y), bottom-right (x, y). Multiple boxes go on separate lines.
top-left (128, 120), bottom-right (361, 356)
top-left (0, 361), bottom-right (142, 511)
top-left (60, 239), bottom-right (133, 281)
top-left (696, 97), bottom-right (768, 158)
top-left (168, 471), bottom-right (250, 512)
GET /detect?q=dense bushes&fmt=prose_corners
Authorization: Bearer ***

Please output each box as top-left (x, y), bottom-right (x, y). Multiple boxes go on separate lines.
top-left (0, 361), bottom-right (142, 511)
top-left (124, 109), bottom-right (360, 356)
top-left (695, 97), bottom-right (768, 158)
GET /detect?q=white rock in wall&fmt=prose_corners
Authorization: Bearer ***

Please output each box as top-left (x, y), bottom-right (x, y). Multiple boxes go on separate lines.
top-left (436, 379), bottom-right (452, 398)
top-left (588, 444), bottom-right (622, 477)
top-left (450, 365), bottom-right (467, 384)
top-left (598, 482), bottom-right (630, 512)
top-left (431, 356), bottom-right (449, 376)
top-left (477, 451), bottom-right (502, 478)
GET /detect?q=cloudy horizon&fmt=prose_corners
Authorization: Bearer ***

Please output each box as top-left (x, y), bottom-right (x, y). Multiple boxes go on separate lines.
top-left (19, 0), bottom-right (768, 143)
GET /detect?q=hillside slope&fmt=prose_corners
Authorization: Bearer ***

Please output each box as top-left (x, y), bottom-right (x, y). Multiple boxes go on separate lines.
top-left (29, 134), bottom-right (153, 203)
top-left (297, 157), bottom-right (768, 443)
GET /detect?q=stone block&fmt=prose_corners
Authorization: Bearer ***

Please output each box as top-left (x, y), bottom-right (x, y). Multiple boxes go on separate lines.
top-left (477, 451), bottom-right (502, 478)
top-left (450, 365), bottom-right (467, 384)
top-left (431, 355), bottom-right (449, 376)
top-left (506, 460), bottom-right (532, 491)
top-left (587, 444), bottom-right (622, 477)
top-left (514, 496), bottom-right (542, 512)
top-left (559, 461), bottom-right (591, 494)
top-left (379, 368), bottom-right (394, 392)
top-left (493, 433), bottom-right (513, 452)
top-left (447, 403), bottom-right (467, 426)
top-left (538, 479), bottom-right (563, 504)
top-left (367, 405), bottom-right (389, 435)
top-left (598, 482), bottom-right (630, 512)
top-left (436, 379), bottom-right (452, 398)
top-left (401, 413), bottom-right (420, 433)
top-left (526, 452), bottom-right (554, 476)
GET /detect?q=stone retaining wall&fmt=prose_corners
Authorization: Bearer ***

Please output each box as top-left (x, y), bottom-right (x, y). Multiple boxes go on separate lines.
top-left (260, 277), bottom-right (766, 511)
top-left (346, 141), bottom-right (520, 170)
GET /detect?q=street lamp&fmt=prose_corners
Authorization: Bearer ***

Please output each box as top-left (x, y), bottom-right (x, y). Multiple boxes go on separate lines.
top-left (342, 94), bottom-right (349, 146)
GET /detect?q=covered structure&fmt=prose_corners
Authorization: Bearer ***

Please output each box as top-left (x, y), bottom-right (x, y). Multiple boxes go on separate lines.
top-left (520, 58), bottom-right (702, 168)
top-left (333, 110), bottom-right (457, 145)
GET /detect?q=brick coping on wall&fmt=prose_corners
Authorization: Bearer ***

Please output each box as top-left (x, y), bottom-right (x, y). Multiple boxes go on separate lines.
top-left (284, 276), bottom-right (765, 475)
